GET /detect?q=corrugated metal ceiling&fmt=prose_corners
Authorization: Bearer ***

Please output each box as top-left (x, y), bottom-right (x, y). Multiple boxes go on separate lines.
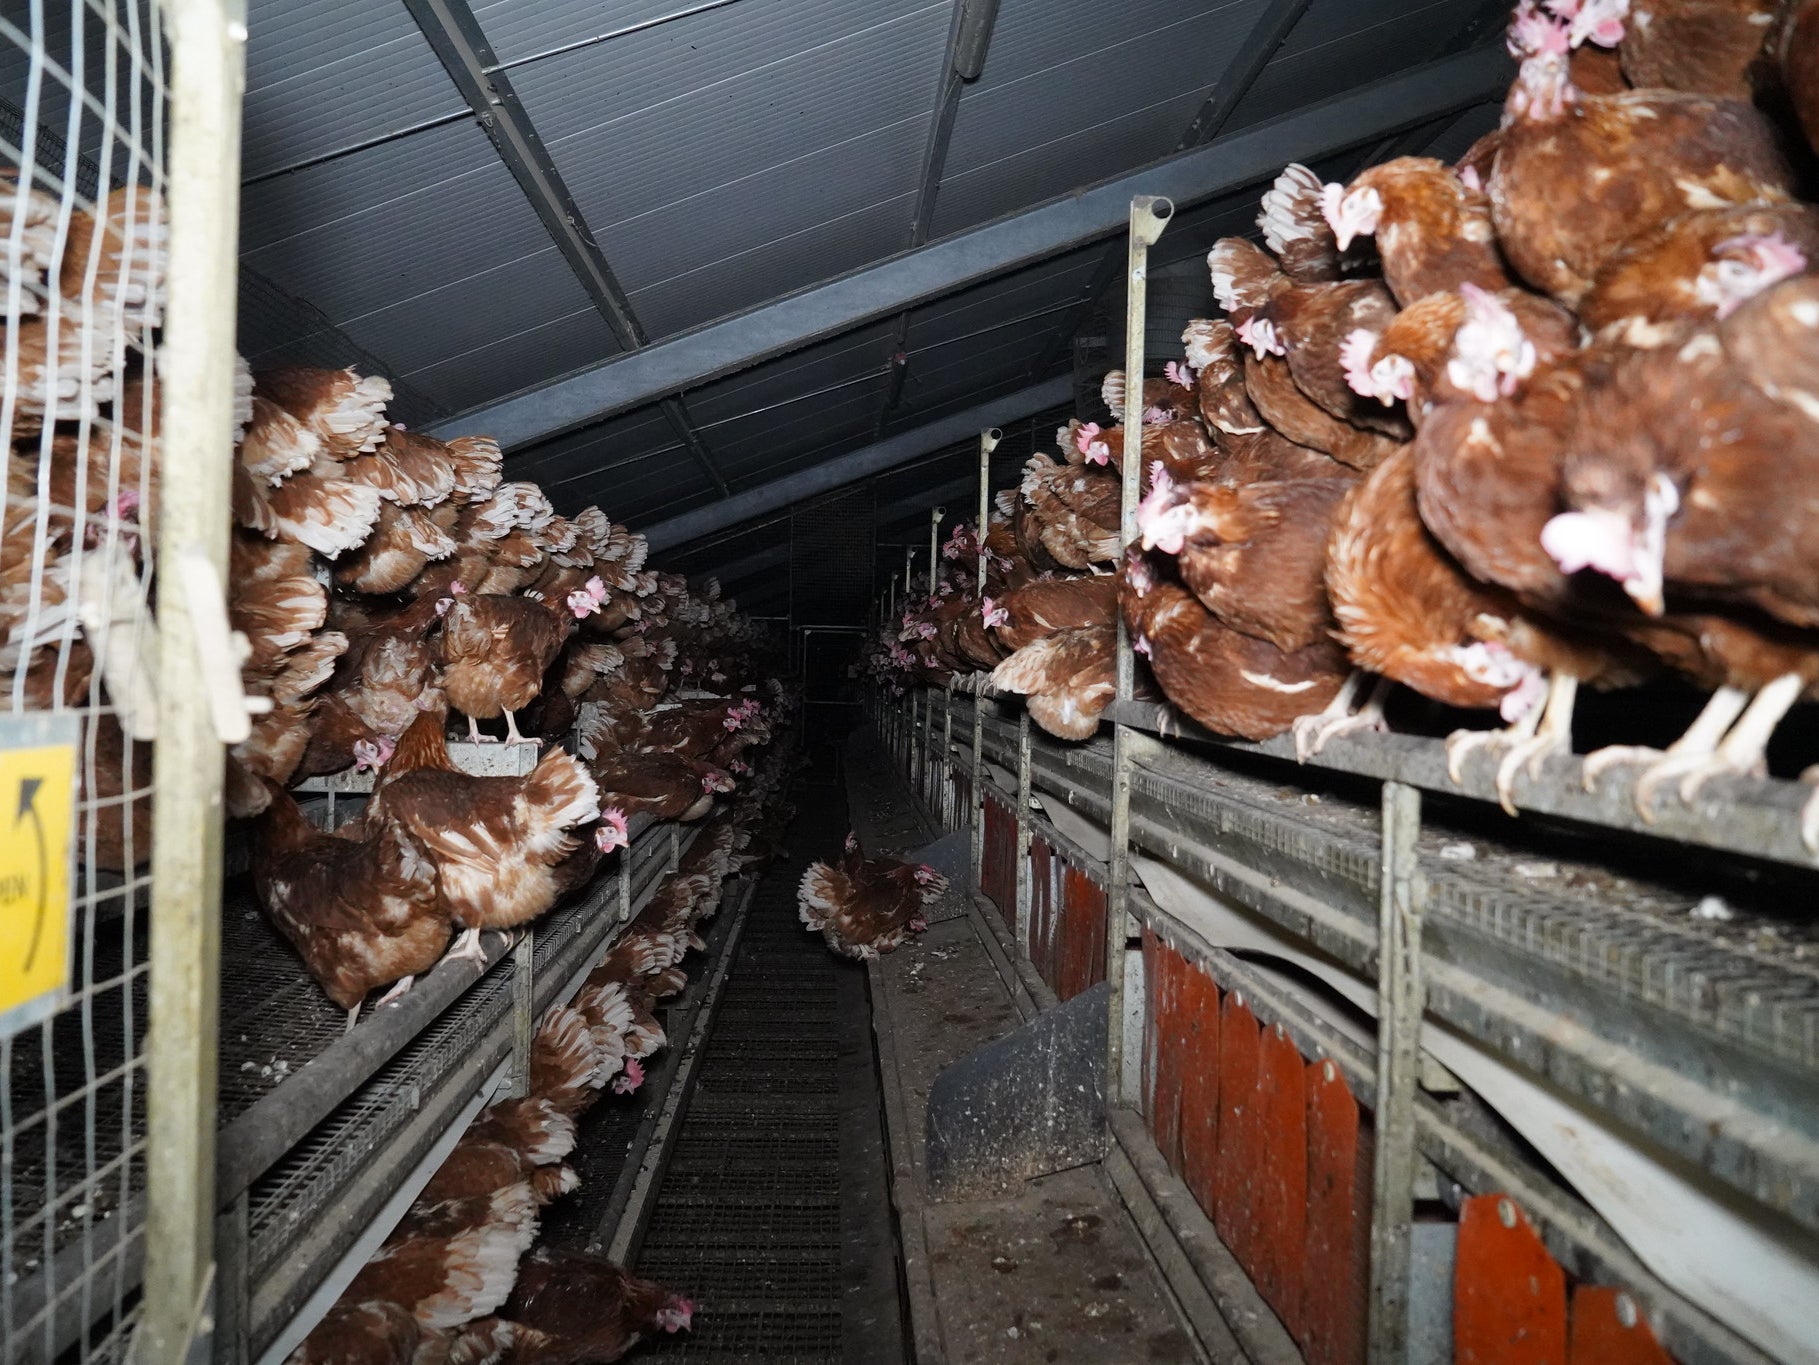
top-left (223, 0), bottom-right (1510, 582)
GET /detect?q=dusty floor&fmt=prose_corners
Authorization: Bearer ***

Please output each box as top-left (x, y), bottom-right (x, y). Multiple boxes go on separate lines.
top-left (849, 731), bottom-right (1201, 1364)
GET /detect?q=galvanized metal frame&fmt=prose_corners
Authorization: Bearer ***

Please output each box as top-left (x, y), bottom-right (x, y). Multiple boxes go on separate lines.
top-left (1367, 781), bottom-right (1426, 1362)
top-left (969, 428), bottom-right (998, 887)
top-left (429, 45), bottom-right (1512, 450)
top-left (1108, 698), bottom-right (1819, 873)
top-left (1104, 195), bottom-right (1172, 1108)
top-left (222, 812), bottom-right (706, 1357)
top-left (895, 686), bottom-right (1815, 1365)
top-left (399, 0), bottom-right (727, 496)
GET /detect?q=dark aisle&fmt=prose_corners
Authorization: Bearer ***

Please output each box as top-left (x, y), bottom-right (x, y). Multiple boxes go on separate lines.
top-left (630, 783), bottom-right (907, 1363)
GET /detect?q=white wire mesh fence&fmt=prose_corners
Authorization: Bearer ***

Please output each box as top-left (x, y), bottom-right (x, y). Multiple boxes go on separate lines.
top-left (1, 2), bottom-right (169, 1358)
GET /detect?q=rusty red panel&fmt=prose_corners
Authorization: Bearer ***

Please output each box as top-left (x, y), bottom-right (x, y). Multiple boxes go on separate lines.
top-left (1061, 866), bottom-right (1108, 999)
top-left (1176, 953), bottom-right (1221, 1220)
top-left (1456, 1194), bottom-right (1568, 1365)
top-left (982, 794), bottom-right (1001, 906)
top-left (1568, 1287), bottom-right (1673, 1365)
top-left (1142, 929), bottom-right (1162, 1135)
top-left (1255, 1023), bottom-right (1310, 1336)
top-left (1148, 939), bottom-right (1185, 1169)
top-left (1215, 993), bottom-right (1262, 1270)
top-left (1300, 1058), bottom-right (1367, 1365)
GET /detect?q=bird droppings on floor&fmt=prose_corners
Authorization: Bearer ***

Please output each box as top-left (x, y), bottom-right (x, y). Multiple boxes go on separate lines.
top-left (849, 732), bottom-right (1200, 1363)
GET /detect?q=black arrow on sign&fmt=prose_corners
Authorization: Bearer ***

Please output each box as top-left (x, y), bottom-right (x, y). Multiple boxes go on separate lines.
top-left (17, 777), bottom-right (46, 972)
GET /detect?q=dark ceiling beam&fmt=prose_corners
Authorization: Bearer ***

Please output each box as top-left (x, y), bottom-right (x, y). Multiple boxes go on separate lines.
top-left (1024, 0), bottom-right (1315, 377)
top-left (876, 0), bottom-right (1005, 434)
top-left (1176, 0), bottom-right (1318, 150)
top-left (641, 376), bottom-right (1072, 553)
top-left (693, 542), bottom-right (792, 591)
top-left (428, 44), bottom-right (1512, 450)
top-left (402, 0), bottom-right (729, 496)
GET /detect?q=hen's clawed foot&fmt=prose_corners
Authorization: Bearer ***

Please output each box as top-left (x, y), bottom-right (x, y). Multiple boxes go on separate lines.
top-left (1491, 675), bottom-right (1578, 816)
top-left (445, 928), bottom-right (491, 972)
top-left (1635, 677), bottom-right (1799, 819)
top-left (503, 710), bottom-right (534, 746)
top-left (1445, 692), bottom-right (1544, 786)
top-left (1293, 673), bottom-right (1389, 763)
top-left (1584, 685), bottom-right (1748, 806)
top-left (344, 1004), bottom-right (362, 1035)
top-left (377, 975), bottom-right (415, 1008)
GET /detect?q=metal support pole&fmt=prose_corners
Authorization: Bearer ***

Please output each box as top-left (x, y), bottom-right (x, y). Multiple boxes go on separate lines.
top-left (1013, 709), bottom-right (1034, 954)
top-left (971, 429), bottom-right (1000, 886)
top-left (143, 4), bottom-right (247, 1361)
top-left (941, 680), bottom-right (955, 827)
top-left (1368, 779), bottom-right (1427, 1363)
top-left (925, 505), bottom-right (945, 813)
top-left (510, 930), bottom-right (536, 1097)
top-left (1106, 194), bottom-right (1172, 1108)
top-left (618, 843), bottom-right (632, 924)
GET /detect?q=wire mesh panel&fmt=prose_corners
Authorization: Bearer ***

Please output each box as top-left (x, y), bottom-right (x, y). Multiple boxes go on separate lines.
top-left (788, 486), bottom-right (874, 628)
top-left (1, 3), bottom-right (169, 1357)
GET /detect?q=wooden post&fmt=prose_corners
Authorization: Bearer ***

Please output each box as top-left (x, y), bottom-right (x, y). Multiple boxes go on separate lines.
top-left (142, 1), bottom-right (247, 1359)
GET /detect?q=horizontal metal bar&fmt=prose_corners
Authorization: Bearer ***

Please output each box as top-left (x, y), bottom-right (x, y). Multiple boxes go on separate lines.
top-left (215, 812), bottom-right (662, 1201)
top-left (1107, 699), bottom-right (1819, 873)
top-left (428, 45), bottom-right (1512, 448)
top-left (250, 822), bottom-right (702, 1355)
top-left (641, 377), bottom-right (1072, 551)
top-left (956, 692), bottom-right (1819, 1232)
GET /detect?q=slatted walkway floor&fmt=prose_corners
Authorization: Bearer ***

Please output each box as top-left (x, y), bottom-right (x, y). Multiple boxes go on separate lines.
top-left (630, 783), bottom-right (906, 1363)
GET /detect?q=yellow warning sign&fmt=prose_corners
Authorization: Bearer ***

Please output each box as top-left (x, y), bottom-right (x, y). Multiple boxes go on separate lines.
top-left (0, 734), bottom-right (76, 1036)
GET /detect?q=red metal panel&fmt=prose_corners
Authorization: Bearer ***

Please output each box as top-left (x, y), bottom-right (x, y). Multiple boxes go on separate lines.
top-left (1456, 1195), bottom-right (1569, 1365)
top-left (1301, 1059), bottom-right (1367, 1365)
top-left (1061, 866), bottom-right (1108, 998)
top-left (1142, 929), bottom-right (1162, 1136)
top-left (1147, 939), bottom-right (1185, 1169)
top-left (1215, 993), bottom-right (1262, 1270)
top-left (1568, 1287), bottom-right (1673, 1365)
top-left (1256, 1023), bottom-right (1310, 1336)
top-left (983, 793), bottom-right (1014, 925)
top-left (1176, 954), bottom-right (1221, 1220)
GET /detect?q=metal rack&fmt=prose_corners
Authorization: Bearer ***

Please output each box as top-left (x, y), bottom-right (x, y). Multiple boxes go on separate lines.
top-left (863, 185), bottom-right (1819, 1365)
top-left (220, 806), bottom-right (695, 1362)
top-left (3, 785), bottom-right (751, 1362)
top-left (881, 671), bottom-right (1819, 1365)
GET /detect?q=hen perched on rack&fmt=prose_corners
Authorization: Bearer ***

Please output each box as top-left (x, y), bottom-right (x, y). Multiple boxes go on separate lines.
top-left (361, 708), bottom-right (601, 965)
top-left (877, 0), bottom-right (1819, 845)
top-left (250, 781), bottom-right (448, 1026)
top-left (798, 835), bottom-right (946, 959)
